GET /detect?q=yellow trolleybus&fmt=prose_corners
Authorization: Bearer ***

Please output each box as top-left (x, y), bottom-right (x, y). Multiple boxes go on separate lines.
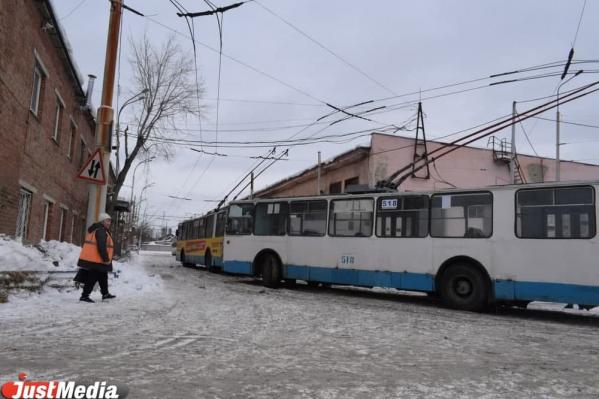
top-left (176, 208), bottom-right (227, 269)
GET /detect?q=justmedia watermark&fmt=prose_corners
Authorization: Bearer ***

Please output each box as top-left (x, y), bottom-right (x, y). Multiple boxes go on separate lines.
top-left (1, 373), bottom-right (129, 399)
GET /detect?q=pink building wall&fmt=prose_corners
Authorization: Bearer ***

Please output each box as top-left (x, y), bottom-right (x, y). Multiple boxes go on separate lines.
top-left (255, 133), bottom-right (599, 198)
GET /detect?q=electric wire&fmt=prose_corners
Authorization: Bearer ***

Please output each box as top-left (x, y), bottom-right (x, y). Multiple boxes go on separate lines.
top-left (59, 0), bottom-right (88, 20)
top-left (254, 0), bottom-right (396, 96)
top-left (572, 0), bottom-right (588, 47)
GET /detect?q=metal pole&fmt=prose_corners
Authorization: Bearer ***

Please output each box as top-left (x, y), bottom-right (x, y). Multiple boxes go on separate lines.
top-left (250, 172), bottom-right (254, 199)
top-left (317, 151), bottom-right (321, 195)
top-left (556, 108), bottom-right (560, 181)
top-left (555, 69), bottom-right (584, 182)
top-left (86, 0), bottom-right (123, 227)
top-left (510, 101), bottom-right (516, 184)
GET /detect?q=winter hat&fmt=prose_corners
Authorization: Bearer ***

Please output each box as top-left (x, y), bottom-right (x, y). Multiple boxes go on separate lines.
top-left (98, 212), bottom-right (112, 222)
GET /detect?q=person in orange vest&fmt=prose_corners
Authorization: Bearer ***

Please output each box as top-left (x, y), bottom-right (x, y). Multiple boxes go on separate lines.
top-left (77, 213), bottom-right (116, 303)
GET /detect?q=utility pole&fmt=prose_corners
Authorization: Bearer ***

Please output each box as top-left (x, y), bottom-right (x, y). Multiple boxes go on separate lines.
top-left (250, 172), bottom-right (254, 199)
top-left (86, 0), bottom-right (123, 227)
top-left (510, 101), bottom-right (516, 184)
top-left (317, 151), bottom-right (321, 195)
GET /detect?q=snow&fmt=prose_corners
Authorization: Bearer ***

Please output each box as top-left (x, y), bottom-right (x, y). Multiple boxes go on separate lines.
top-left (1, 253), bottom-right (599, 397)
top-left (0, 236), bottom-right (49, 272)
top-left (0, 237), bottom-right (82, 272)
top-left (0, 237), bottom-right (163, 303)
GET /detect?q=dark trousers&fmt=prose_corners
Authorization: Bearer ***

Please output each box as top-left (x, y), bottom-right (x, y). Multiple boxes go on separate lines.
top-left (81, 269), bottom-right (109, 297)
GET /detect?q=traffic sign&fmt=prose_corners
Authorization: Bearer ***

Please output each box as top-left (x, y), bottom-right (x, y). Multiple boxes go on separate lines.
top-left (77, 149), bottom-right (106, 184)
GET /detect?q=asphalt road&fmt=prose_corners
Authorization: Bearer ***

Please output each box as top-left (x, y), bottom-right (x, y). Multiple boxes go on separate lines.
top-left (1, 252), bottom-right (599, 398)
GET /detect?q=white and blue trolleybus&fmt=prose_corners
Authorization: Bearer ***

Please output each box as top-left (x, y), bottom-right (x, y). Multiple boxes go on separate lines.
top-left (222, 180), bottom-right (598, 311)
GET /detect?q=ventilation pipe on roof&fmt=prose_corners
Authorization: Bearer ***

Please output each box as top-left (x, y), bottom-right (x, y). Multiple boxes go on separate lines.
top-left (85, 74), bottom-right (97, 109)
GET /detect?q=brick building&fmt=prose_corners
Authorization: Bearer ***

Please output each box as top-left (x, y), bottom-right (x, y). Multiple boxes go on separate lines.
top-left (255, 133), bottom-right (599, 198)
top-left (0, 0), bottom-right (97, 244)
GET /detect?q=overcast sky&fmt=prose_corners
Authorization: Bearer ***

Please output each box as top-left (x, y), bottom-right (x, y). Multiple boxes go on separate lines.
top-left (51, 0), bottom-right (599, 230)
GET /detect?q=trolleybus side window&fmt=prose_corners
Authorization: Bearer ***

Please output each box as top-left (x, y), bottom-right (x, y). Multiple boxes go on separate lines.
top-left (227, 204), bottom-right (254, 235)
top-left (206, 214), bottom-right (215, 238)
top-left (215, 210), bottom-right (227, 237)
top-left (329, 198), bottom-right (374, 237)
top-left (255, 202), bottom-right (288, 236)
top-left (289, 200), bottom-right (327, 236)
top-left (199, 218), bottom-right (205, 238)
top-left (376, 195), bottom-right (429, 238)
top-left (516, 186), bottom-right (595, 239)
top-left (431, 192), bottom-right (492, 238)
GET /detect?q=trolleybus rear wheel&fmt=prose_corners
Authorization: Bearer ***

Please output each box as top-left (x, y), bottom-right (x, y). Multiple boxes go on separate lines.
top-left (261, 254), bottom-right (281, 288)
top-left (181, 250), bottom-right (194, 268)
top-left (205, 250), bottom-right (214, 272)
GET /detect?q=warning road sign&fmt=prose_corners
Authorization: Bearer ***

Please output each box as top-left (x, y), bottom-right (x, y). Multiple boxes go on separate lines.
top-left (77, 149), bottom-right (106, 184)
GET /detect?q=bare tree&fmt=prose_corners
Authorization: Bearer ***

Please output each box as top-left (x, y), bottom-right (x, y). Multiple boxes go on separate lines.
top-left (110, 34), bottom-right (203, 211)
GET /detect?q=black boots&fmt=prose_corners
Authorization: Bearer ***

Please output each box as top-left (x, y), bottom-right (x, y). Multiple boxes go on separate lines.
top-left (102, 293), bottom-right (116, 300)
top-left (80, 296), bottom-right (94, 303)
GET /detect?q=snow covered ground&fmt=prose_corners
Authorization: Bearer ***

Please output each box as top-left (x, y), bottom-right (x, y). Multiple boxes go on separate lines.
top-left (1, 251), bottom-right (599, 398)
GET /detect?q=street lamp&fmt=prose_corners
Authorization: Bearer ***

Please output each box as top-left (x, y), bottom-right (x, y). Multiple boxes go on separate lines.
top-left (136, 182), bottom-right (155, 252)
top-left (130, 156), bottom-right (156, 207)
top-left (556, 70), bottom-right (584, 181)
top-left (127, 158), bottom-right (155, 249)
top-left (115, 89), bottom-right (149, 172)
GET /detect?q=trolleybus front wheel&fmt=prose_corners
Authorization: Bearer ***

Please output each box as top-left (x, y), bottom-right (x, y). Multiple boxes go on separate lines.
top-left (439, 263), bottom-right (489, 312)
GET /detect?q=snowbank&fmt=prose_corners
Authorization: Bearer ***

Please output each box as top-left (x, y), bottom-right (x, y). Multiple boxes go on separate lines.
top-left (1, 237), bottom-right (47, 272)
top-left (110, 253), bottom-right (163, 297)
top-left (0, 237), bottom-right (163, 303)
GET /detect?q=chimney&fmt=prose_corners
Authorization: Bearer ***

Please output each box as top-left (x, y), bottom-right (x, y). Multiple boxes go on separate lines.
top-left (85, 74), bottom-right (97, 108)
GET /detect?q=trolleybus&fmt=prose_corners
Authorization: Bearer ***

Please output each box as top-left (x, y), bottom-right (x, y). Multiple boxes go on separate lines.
top-left (221, 180), bottom-right (599, 311)
top-left (176, 208), bottom-right (228, 270)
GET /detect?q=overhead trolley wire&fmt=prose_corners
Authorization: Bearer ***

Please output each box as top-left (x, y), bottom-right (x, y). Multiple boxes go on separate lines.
top-left (254, 0), bottom-right (397, 96)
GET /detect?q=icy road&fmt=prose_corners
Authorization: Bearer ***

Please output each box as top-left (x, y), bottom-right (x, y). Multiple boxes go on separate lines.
top-left (1, 252), bottom-right (599, 398)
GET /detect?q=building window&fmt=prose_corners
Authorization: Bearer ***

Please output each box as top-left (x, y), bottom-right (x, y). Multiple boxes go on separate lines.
top-left (329, 181), bottom-right (342, 194)
top-left (58, 207), bottom-right (67, 242)
top-left (30, 64), bottom-right (45, 116)
top-left (329, 198), bottom-right (374, 237)
top-left (226, 203), bottom-right (254, 235)
top-left (79, 140), bottom-right (86, 169)
top-left (42, 201), bottom-right (53, 241)
top-left (516, 186), bottom-right (595, 239)
top-left (69, 214), bottom-right (76, 243)
top-left (343, 176), bottom-right (359, 192)
top-left (52, 93), bottom-right (65, 143)
top-left (376, 195), bottom-right (429, 238)
top-left (15, 189), bottom-right (33, 241)
top-left (431, 192), bottom-right (493, 238)
top-left (289, 200), bottom-right (327, 236)
top-left (67, 121), bottom-right (76, 159)
top-left (254, 202), bottom-right (288, 236)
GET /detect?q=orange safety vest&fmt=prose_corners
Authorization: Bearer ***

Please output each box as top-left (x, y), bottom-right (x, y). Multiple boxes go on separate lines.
top-left (79, 229), bottom-right (114, 265)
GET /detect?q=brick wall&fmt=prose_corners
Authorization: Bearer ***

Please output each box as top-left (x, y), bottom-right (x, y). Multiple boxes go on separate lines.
top-left (0, 0), bottom-right (96, 245)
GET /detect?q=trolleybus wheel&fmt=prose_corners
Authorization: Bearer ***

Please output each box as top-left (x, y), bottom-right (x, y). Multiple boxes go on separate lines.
top-left (262, 254), bottom-right (281, 288)
top-left (205, 250), bottom-right (214, 272)
top-left (440, 263), bottom-right (489, 312)
top-left (284, 279), bottom-right (297, 288)
top-left (181, 250), bottom-right (194, 268)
